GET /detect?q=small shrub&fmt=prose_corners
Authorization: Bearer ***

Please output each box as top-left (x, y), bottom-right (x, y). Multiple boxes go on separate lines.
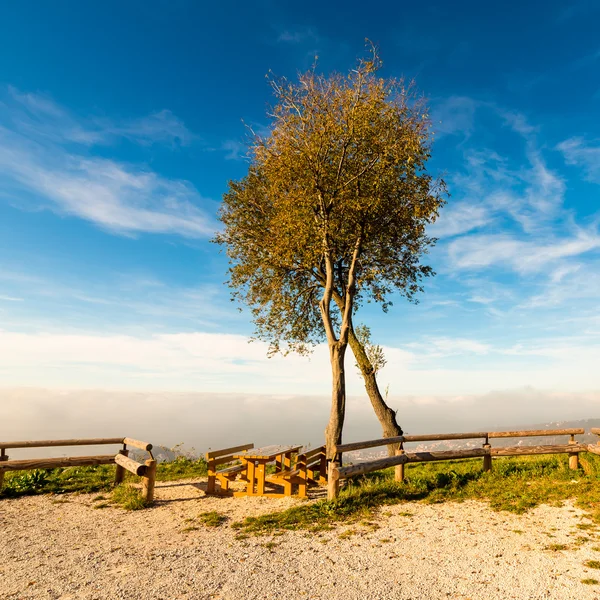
top-left (198, 511), bottom-right (227, 527)
top-left (111, 484), bottom-right (148, 510)
top-left (545, 544), bottom-right (568, 551)
top-left (584, 560), bottom-right (600, 569)
top-left (582, 579), bottom-right (599, 585)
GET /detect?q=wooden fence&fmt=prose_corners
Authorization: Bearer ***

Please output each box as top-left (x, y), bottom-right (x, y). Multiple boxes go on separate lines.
top-left (327, 428), bottom-right (587, 500)
top-left (0, 437), bottom-right (157, 502)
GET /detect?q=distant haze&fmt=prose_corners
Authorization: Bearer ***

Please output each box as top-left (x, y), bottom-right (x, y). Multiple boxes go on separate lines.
top-left (3, 387), bottom-right (599, 459)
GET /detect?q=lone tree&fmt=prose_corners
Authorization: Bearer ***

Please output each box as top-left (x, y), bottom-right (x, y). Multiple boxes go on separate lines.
top-left (216, 49), bottom-right (446, 459)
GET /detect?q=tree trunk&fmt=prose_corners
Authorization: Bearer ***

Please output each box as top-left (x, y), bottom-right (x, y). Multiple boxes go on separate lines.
top-left (325, 342), bottom-right (347, 461)
top-left (349, 327), bottom-right (403, 456)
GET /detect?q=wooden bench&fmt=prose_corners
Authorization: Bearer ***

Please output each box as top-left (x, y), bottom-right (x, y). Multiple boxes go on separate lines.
top-left (0, 437), bottom-right (157, 503)
top-left (205, 443), bottom-right (254, 494)
top-left (265, 445), bottom-right (327, 498)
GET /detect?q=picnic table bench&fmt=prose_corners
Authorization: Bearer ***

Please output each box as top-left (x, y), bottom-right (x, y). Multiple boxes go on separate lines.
top-left (233, 445), bottom-right (303, 498)
top-left (206, 442), bottom-right (327, 498)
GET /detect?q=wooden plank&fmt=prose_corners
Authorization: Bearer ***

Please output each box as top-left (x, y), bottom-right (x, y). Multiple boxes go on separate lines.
top-left (114, 452), bottom-right (147, 476)
top-left (490, 444), bottom-right (587, 456)
top-left (335, 436), bottom-right (405, 454)
top-left (338, 453), bottom-right (409, 479)
top-left (587, 444), bottom-right (600, 455)
top-left (591, 428), bottom-right (600, 436)
top-left (303, 446), bottom-right (326, 461)
top-left (0, 455), bottom-right (116, 471)
top-left (213, 454), bottom-right (241, 467)
top-left (405, 448), bottom-right (489, 463)
top-left (206, 443), bottom-right (253, 459)
top-left (0, 438), bottom-right (124, 450)
top-left (217, 464), bottom-right (245, 475)
top-left (488, 429), bottom-right (584, 439)
top-left (337, 448), bottom-right (490, 479)
top-left (122, 437), bottom-right (153, 452)
top-left (403, 432), bottom-right (488, 442)
top-left (240, 446), bottom-right (301, 460)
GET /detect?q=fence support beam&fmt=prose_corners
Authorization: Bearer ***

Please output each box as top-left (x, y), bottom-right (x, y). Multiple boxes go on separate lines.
top-left (142, 459), bottom-right (157, 503)
top-left (483, 441), bottom-right (492, 472)
top-left (327, 461), bottom-right (340, 501)
top-left (394, 445), bottom-right (405, 482)
top-left (114, 448), bottom-right (129, 485)
top-left (0, 449), bottom-right (8, 491)
top-left (569, 435), bottom-right (579, 470)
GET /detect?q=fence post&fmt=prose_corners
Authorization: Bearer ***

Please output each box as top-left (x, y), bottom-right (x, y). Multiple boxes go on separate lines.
top-left (142, 458), bottom-right (157, 503)
top-left (394, 443), bottom-right (405, 482)
top-left (483, 436), bottom-right (492, 472)
top-left (568, 434), bottom-right (579, 470)
top-left (297, 453), bottom-right (307, 498)
top-left (327, 461), bottom-right (340, 501)
top-left (114, 446), bottom-right (129, 485)
top-left (319, 448), bottom-right (328, 486)
top-left (0, 448), bottom-right (8, 491)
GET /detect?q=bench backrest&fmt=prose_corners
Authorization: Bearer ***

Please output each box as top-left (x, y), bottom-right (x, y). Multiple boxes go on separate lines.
top-left (206, 443), bottom-right (254, 466)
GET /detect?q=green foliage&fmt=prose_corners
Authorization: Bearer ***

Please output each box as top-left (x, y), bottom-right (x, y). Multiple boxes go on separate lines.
top-left (111, 484), bottom-right (148, 511)
top-left (354, 324), bottom-right (386, 375)
top-left (233, 454), bottom-right (600, 535)
top-left (0, 454), bottom-right (207, 499)
top-left (1, 465), bottom-right (115, 497)
top-left (156, 456), bottom-right (208, 480)
top-left (198, 511), bottom-right (227, 527)
top-left (215, 47), bottom-right (446, 356)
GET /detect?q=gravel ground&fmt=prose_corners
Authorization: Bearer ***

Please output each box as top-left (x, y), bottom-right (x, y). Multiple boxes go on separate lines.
top-left (2, 478), bottom-right (600, 600)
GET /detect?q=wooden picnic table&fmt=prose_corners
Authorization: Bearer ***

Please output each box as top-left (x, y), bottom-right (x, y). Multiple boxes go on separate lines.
top-left (233, 445), bottom-right (302, 498)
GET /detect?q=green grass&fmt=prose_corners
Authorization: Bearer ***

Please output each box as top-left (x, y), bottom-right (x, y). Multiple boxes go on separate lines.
top-left (5, 453), bottom-right (600, 532)
top-left (584, 560), bottom-right (600, 569)
top-left (198, 511), bottom-right (227, 527)
top-left (0, 454), bottom-right (208, 498)
top-left (233, 454), bottom-right (600, 535)
top-left (111, 484), bottom-right (149, 510)
top-left (545, 544), bottom-right (568, 551)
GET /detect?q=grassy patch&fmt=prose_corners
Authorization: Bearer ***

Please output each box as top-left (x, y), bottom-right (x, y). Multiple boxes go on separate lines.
top-left (233, 454), bottom-right (600, 535)
top-left (584, 560), bottom-right (600, 569)
top-left (582, 579), bottom-right (599, 585)
top-left (156, 456), bottom-right (208, 481)
top-left (545, 544), bottom-right (568, 551)
top-left (198, 511), bottom-right (227, 527)
top-left (111, 484), bottom-right (149, 510)
top-left (0, 451), bottom-right (208, 499)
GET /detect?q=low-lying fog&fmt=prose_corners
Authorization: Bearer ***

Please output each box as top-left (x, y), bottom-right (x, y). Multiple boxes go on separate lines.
top-left (3, 387), bottom-right (599, 459)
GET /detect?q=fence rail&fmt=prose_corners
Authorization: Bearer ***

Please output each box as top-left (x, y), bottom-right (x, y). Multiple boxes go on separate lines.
top-left (328, 428), bottom-right (589, 500)
top-left (0, 437), bottom-right (156, 503)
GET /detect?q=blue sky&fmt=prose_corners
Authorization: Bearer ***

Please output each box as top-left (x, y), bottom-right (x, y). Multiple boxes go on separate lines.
top-left (0, 0), bottom-right (599, 399)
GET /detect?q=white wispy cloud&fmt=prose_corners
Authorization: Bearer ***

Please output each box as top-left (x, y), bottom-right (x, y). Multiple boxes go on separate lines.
top-left (431, 95), bottom-right (478, 137)
top-left (436, 101), bottom-right (599, 297)
top-left (0, 88), bottom-right (214, 237)
top-left (557, 137), bottom-right (600, 183)
top-left (221, 139), bottom-right (246, 161)
top-left (0, 328), bottom-right (598, 396)
top-left (447, 228), bottom-right (600, 273)
top-left (7, 86), bottom-right (194, 146)
top-left (277, 27), bottom-right (319, 44)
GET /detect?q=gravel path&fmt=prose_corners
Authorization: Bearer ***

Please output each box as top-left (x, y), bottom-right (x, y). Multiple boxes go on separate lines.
top-left (2, 479), bottom-right (600, 599)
